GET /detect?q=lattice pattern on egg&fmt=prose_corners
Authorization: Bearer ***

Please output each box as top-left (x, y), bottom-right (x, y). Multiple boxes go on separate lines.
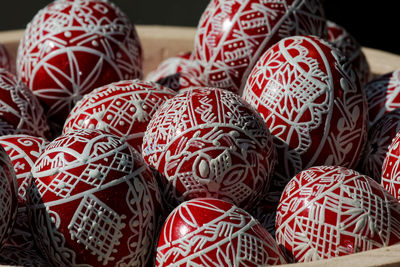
top-left (68, 194), bottom-right (126, 265)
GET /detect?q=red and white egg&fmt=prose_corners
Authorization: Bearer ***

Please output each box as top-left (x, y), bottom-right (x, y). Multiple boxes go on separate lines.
top-left (276, 166), bottom-right (400, 262)
top-left (365, 70), bottom-right (400, 127)
top-left (0, 69), bottom-right (49, 138)
top-left (193, 0), bottom-right (327, 93)
top-left (358, 109), bottom-right (400, 183)
top-left (28, 129), bottom-right (162, 266)
top-left (16, 0), bottom-right (143, 124)
top-left (142, 87), bottom-right (276, 211)
top-left (0, 134), bottom-right (48, 204)
top-left (327, 20), bottom-right (371, 86)
top-left (381, 130), bottom-right (400, 201)
top-left (243, 35), bottom-right (368, 192)
top-left (63, 80), bottom-right (176, 153)
top-left (0, 145), bottom-right (18, 250)
top-left (0, 134), bottom-right (48, 248)
top-left (156, 198), bottom-right (287, 266)
top-left (145, 52), bottom-right (206, 91)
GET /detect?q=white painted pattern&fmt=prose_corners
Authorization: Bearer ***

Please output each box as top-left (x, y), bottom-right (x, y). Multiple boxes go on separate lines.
top-left (68, 194), bottom-right (126, 265)
top-left (156, 198), bottom-right (286, 266)
top-left (276, 166), bottom-right (400, 262)
top-left (381, 130), bottom-right (400, 201)
top-left (0, 135), bottom-right (48, 201)
top-left (194, 0), bottom-right (327, 93)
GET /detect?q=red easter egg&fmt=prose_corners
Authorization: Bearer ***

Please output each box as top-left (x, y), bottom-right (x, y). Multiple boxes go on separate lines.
top-left (142, 87), bottom-right (276, 211)
top-left (156, 198), bottom-right (287, 266)
top-left (276, 166), bottom-right (400, 262)
top-left (365, 70), bottom-right (400, 127)
top-left (193, 0), bottom-right (327, 93)
top-left (16, 0), bottom-right (143, 123)
top-left (28, 129), bottom-right (162, 266)
top-left (0, 134), bottom-right (48, 248)
top-left (327, 20), bottom-right (371, 86)
top-left (381, 130), bottom-right (400, 201)
top-left (63, 80), bottom-right (176, 152)
top-left (0, 135), bottom-right (48, 204)
top-left (0, 145), bottom-right (18, 250)
top-left (0, 69), bottom-right (49, 138)
top-left (243, 35), bottom-right (368, 192)
top-left (146, 52), bottom-right (206, 91)
top-left (358, 109), bottom-right (400, 183)
top-left (0, 43), bottom-right (13, 73)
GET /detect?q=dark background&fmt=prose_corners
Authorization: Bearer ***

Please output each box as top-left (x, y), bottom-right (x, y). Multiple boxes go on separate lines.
top-left (0, 1), bottom-right (397, 55)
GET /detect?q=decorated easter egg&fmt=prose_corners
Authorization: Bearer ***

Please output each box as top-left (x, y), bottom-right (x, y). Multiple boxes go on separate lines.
top-left (28, 129), bottom-right (162, 266)
top-left (193, 0), bottom-right (327, 93)
top-left (0, 134), bottom-right (48, 248)
top-left (156, 198), bottom-right (287, 266)
top-left (0, 145), bottom-right (18, 250)
top-left (0, 134), bottom-right (48, 204)
top-left (63, 80), bottom-right (176, 152)
top-left (142, 87), bottom-right (276, 211)
top-left (243, 35), bottom-right (368, 192)
top-left (381, 130), bottom-right (400, 201)
top-left (276, 166), bottom-right (400, 262)
top-left (365, 70), bottom-right (400, 127)
top-left (327, 20), bottom-right (371, 86)
top-left (145, 52), bottom-right (206, 91)
top-left (16, 0), bottom-right (143, 124)
top-left (0, 69), bottom-right (49, 138)
top-left (358, 109), bottom-right (400, 183)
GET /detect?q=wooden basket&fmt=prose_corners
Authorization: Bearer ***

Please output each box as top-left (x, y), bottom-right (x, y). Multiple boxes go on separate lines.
top-left (1, 25), bottom-right (400, 267)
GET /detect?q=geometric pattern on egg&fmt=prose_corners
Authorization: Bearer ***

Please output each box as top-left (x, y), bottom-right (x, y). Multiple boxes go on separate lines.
top-left (28, 129), bottom-right (162, 266)
top-left (156, 198), bottom-right (287, 266)
top-left (276, 166), bottom-right (400, 263)
top-left (243, 35), bottom-right (368, 190)
top-left (63, 80), bottom-right (176, 153)
top-left (381, 130), bottom-right (400, 201)
top-left (142, 87), bottom-right (276, 211)
top-left (0, 134), bottom-right (49, 204)
top-left (193, 0), bottom-right (327, 93)
top-left (16, 0), bottom-right (143, 123)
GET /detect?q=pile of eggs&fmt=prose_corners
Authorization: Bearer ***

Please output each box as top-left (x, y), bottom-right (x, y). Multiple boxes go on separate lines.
top-left (1, 0), bottom-right (400, 266)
